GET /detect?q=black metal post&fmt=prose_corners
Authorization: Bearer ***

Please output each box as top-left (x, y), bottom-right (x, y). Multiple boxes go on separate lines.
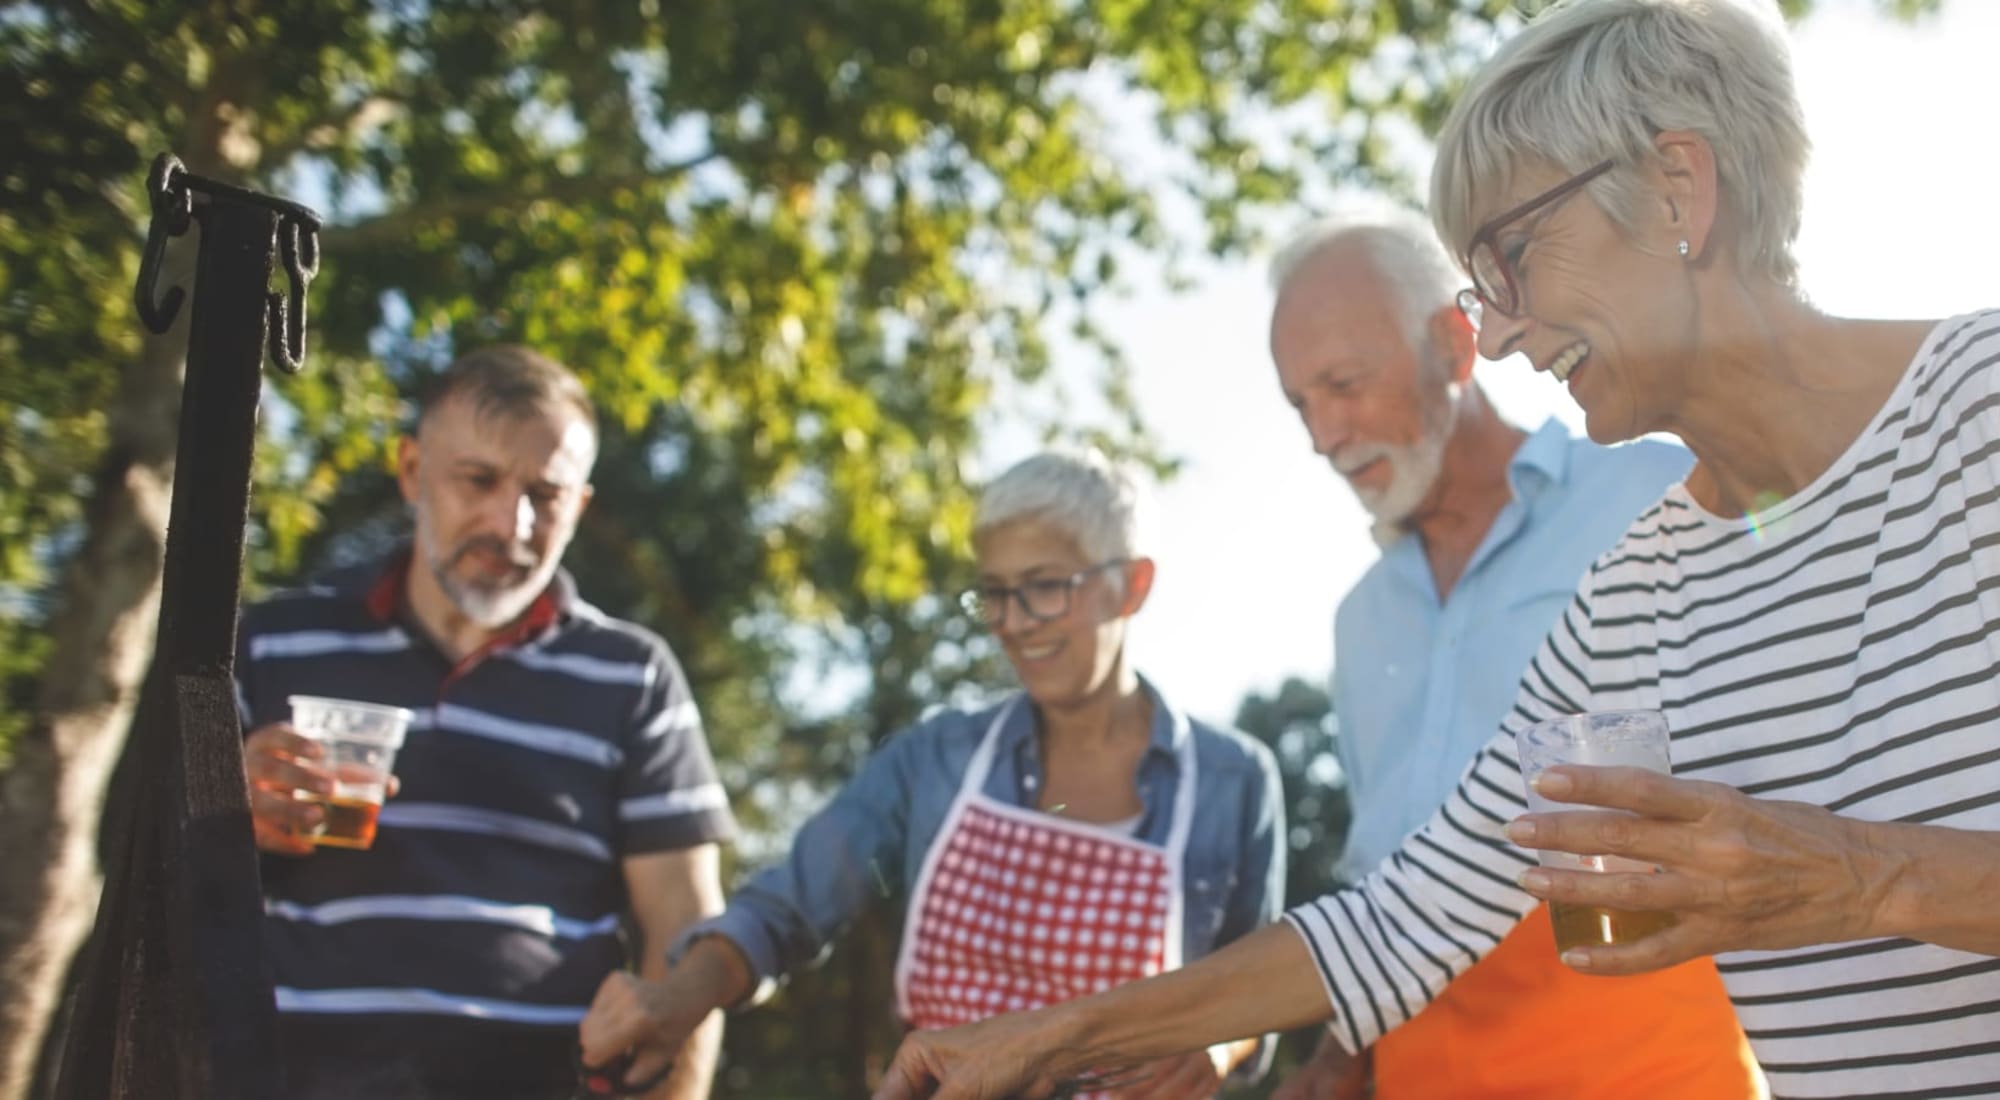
top-left (55, 155), bottom-right (320, 1100)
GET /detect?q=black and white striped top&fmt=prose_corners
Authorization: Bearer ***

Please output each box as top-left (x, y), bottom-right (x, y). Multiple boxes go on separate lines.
top-left (1287, 311), bottom-right (2000, 1099)
top-left (236, 552), bottom-right (736, 1068)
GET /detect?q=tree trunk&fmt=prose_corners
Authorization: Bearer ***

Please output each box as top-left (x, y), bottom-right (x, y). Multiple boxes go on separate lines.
top-left (0, 281), bottom-right (192, 1100)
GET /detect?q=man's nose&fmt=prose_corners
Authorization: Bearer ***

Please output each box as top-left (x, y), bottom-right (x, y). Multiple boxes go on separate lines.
top-left (479, 489), bottom-right (534, 542)
top-left (1303, 397), bottom-right (1350, 459)
top-left (513, 495), bottom-right (535, 542)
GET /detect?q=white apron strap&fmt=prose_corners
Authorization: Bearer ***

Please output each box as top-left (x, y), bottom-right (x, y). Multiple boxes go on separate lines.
top-left (892, 695), bottom-right (1022, 1019)
top-left (1156, 704), bottom-right (1198, 971)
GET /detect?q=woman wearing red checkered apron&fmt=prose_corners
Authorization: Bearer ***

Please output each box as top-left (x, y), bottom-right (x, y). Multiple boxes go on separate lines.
top-left (893, 693), bottom-right (1199, 1097)
top-left (580, 451), bottom-right (1287, 1098)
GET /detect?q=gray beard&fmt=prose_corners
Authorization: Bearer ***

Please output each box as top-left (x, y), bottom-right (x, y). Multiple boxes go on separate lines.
top-left (433, 565), bottom-right (541, 627)
top-left (424, 536), bottom-right (547, 628)
top-left (1356, 384), bottom-right (1462, 546)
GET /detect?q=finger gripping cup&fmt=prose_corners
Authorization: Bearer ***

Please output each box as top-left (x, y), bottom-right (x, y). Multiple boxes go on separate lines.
top-left (1513, 709), bottom-right (1677, 952)
top-left (287, 695), bottom-right (413, 850)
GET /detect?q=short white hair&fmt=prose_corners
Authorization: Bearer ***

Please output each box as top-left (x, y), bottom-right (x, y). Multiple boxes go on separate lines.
top-left (975, 448), bottom-right (1147, 566)
top-left (1431, 0), bottom-right (1808, 287)
top-left (1269, 201), bottom-right (1463, 354)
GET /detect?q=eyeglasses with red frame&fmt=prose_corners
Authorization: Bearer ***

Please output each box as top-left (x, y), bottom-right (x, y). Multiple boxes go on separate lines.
top-left (1460, 159), bottom-right (1615, 318)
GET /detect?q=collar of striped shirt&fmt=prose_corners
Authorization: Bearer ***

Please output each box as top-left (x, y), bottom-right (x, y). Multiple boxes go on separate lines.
top-left (344, 545), bottom-right (572, 656)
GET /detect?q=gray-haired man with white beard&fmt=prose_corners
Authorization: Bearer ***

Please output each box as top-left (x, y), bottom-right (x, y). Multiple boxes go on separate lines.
top-left (1263, 208), bottom-right (1758, 1099)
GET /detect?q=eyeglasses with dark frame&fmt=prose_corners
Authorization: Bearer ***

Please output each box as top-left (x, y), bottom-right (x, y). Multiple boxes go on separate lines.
top-left (1461, 159), bottom-right (1615, 318)
top-left (958, 560), bottom-right (1129, 627)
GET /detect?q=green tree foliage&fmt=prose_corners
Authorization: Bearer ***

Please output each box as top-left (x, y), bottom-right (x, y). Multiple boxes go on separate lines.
top-left (0, 0), bottom-right (1941, 760)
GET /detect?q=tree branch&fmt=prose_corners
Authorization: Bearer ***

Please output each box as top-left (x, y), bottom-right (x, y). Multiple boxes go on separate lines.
top-left (318, 149), bottom-right (724, 255)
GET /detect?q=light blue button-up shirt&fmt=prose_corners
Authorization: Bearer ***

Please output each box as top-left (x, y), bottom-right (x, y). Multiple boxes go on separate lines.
top-left (1330, 419), bottom-right (1691, 883)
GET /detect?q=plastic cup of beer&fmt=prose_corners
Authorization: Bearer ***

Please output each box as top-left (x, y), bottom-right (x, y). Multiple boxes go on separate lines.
top-left (1514, 709), bottom-right (1677, 953)
top-left (287, 695), bottom-right (412, 850)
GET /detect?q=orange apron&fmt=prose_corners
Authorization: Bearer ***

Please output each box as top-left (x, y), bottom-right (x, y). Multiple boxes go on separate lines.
top-left (1372, 905), bottom-right (1763, 1099)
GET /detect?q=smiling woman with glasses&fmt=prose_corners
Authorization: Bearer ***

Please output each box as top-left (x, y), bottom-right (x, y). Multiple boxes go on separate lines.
top-left (873, 1), bottom-right (2000, 1097)
top-left (581, 449), bottom-right (1286, 1098)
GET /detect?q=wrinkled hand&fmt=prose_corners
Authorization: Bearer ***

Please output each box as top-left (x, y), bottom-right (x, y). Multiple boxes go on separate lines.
top-left (1271, 1035), bottom-right (1367, 1100)
top-left (1507, 764), bottom-right (1893, 974)
top-left (578, 972), bottom-right (705, 1091)
top-left (1106, 1047), bottom-right (1227, 1099)
top-left (873, 1009), bottom-right (1074, 1100)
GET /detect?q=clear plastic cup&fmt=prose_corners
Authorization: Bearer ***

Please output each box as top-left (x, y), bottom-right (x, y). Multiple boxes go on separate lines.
top-left (1513, 709), bottom-right (1676, 952)
top-left (287, 695), bottom-right (413, 850)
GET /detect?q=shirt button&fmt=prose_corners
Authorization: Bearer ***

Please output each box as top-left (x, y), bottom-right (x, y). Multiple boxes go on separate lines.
top-left (1024, 775), bottom-right (1038, 789)
top-left (1193, 878), bottom-right (1208, 891)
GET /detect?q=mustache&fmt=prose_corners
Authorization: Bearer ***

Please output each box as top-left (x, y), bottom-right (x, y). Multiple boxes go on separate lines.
top-left (448, 535), bottom-right (539, 571)
top-left (1329, 445), bottom-right (1391, 478)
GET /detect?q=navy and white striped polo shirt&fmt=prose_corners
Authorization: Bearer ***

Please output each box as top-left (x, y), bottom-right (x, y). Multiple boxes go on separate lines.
top-left (234, 550), bottom-right (735, 1062)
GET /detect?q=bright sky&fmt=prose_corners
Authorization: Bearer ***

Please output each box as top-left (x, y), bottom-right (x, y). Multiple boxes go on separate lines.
top-left (1090, 0), bottom-right (2000, 725)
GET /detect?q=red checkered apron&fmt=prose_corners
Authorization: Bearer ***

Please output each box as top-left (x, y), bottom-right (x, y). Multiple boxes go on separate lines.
top-left (895, 696), bottom-right (1198, 1099)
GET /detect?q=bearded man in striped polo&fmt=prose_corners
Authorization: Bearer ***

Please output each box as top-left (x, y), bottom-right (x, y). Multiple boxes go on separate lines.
top-left (236, 346), bottom-right (735, 1099)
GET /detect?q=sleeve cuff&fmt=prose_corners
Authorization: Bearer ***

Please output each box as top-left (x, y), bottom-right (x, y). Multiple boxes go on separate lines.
top-left (1281, 910), bottom-right (1366, 1055)
top-left (668, 910), bottom-right (782, 1010)
top-left (621, 806), bottom-right (738, 854)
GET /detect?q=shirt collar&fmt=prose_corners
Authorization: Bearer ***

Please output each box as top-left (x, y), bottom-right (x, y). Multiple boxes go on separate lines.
top-left (1000, 674), bottom-right (1189, 766)
top-left (1506, 417), bottom-right (1573, 501)
top-left (1372, 416), bottom-right (1573, 555)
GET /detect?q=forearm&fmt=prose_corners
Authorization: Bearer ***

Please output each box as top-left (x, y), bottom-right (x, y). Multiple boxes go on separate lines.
top-left (653, 1010), bottom-right (721, 1100)
top-left (1042, 923), bottom-right (1333, 1083)
top-left (1867, 820), bottom-right (2000, 955)
top-left (672, 934), bottom-right (757, 1013)
top-left (640, 933), bottom-right (731, 1100)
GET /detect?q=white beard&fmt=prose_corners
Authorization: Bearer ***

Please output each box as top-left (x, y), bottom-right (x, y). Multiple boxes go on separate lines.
top-left (1337, 382), bottom-right (1462, 545)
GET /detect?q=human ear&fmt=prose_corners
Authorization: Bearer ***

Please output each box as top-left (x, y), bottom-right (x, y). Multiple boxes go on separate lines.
top-left (396, 436), bottom-right (422, 505)
top-left (1429, 303), bottom-right (1478, 384)
top-left (1651, 130), bottom-right (1719, 262)
top-left (1117, 557), bottom-right (1157, 617)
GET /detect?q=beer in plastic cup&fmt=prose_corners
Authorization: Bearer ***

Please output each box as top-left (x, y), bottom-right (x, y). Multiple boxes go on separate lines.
top-left (287, 695), bottom-right (413, 850)
top-left (1514, 709), bottom-right (1677, 953)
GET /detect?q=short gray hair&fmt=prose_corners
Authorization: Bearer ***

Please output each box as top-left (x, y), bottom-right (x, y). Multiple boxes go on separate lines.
top-left (1269, 201), bottom-right (1464, 354)
top-left (421, 345), bottom-right (599, 440)
top-left (1431, 0), bottom-right (1808, 287)
top-left (975, 449), bottom-right (1146, 566)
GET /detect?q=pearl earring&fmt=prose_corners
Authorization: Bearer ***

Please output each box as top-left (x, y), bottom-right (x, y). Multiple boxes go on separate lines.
top-left (1677, 239), bottom-right (1691, 259)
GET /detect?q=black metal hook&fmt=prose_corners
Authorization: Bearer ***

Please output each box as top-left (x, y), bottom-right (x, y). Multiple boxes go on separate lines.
top-left (266, 214), bottom-right (320, 373)
top-left (135, 153), bottom-right (192, 333)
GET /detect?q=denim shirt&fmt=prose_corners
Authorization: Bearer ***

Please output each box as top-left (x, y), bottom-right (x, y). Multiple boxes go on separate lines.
top-left (682, 678), bottom-right (1285, 1015)
top-left (1331, 420), bottom-right (1691, 882)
